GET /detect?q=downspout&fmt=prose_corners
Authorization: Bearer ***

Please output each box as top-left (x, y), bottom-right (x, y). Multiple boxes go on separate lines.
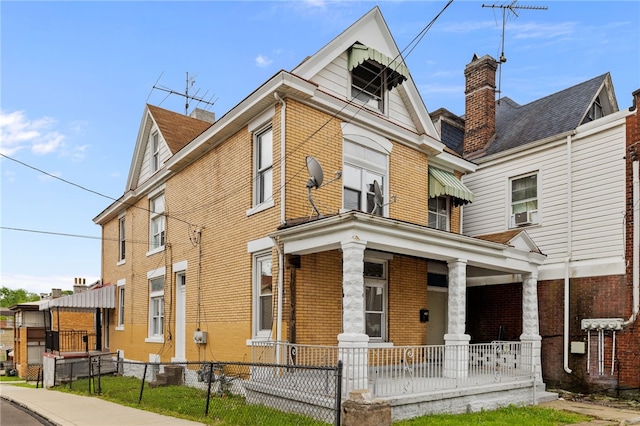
top-left (274, 92), bottom-right (286, 357)
top-left (564, 133), bottom-right (574, 374)
top-left (273, 237), bottom-right (284, 364)
top-left (623, 158), bottom-right (639, 326)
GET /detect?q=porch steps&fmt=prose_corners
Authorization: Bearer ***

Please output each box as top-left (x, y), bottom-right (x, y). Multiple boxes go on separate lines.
top-left (149, 365), bottom-right (184, 388)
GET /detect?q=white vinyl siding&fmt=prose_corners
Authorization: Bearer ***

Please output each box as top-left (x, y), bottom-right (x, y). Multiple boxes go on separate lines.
top-left (463, 117), bottom-right (626, 271)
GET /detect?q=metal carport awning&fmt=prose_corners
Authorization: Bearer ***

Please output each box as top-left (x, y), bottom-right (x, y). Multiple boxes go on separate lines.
top-left (39, 285), bottom-right (115, 312)
top-left (429, 167), bottom-right (475, 206)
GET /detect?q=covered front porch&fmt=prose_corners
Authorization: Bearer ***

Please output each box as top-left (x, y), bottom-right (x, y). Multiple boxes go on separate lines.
top-left (265, 211), bottom-right (552, 417)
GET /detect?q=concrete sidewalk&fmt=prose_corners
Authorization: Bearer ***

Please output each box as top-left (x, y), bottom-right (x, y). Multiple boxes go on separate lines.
top-left (540, 398), bottom-right (640, 425)
top-left (0, 383), bottom-right (205, 425)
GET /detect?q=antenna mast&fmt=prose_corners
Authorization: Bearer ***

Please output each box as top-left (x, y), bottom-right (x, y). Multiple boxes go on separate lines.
top-left (152, 72), bottom-right (217, 115)
top-left (482, 1), bottom-right (547, 99)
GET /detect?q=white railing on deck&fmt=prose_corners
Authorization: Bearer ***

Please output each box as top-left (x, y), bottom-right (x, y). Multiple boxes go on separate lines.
top-left (251, 340), bottom-right (533, 397)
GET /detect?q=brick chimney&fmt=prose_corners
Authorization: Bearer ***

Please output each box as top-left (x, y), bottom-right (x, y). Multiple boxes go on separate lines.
top-left (463, 54), bottom-right (498, 158)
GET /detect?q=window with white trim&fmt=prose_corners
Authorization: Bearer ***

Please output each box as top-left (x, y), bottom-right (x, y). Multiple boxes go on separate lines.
top-left (151, 131), bottom-right (160, 172)
top-left (343, 140), bottom-right (387, 215)
top-left (364, 260), bottom-right (387, 341)
top-left (428, 196), bottom-right (449, 231)
top-left (510, 172), bottom-right (539, 227)
top-left (148, 277), bottom-right (164, 339)
top-left (117, 282), bottom-right (125, 328)
top-left (253, 252), bottom-right (273, 339)
top-left (351, 60), bottom-right (386, 113)
top-left (118, 216), bottom-right (126, 262)
top-left (149, 193), bottom-right (165, 250)
top-left (254, 127), bottom-right (273, 206)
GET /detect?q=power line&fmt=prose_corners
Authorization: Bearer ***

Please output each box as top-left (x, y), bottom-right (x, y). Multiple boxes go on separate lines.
top-left (0, 153), bottom-right (198, 228)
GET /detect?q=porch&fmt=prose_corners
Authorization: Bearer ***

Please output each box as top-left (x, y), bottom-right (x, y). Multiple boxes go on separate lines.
top-left (250, 340), bottom-right (555, 420)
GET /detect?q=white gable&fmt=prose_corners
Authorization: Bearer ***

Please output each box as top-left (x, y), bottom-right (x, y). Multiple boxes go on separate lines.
top-left (125, 107), bottom-right (172, 191)
top-left (292, 7), bottom-right (439, 140)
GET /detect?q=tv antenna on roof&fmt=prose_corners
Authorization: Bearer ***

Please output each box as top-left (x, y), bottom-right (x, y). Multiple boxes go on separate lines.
top-left (305, 156), bottom-right (342, 218)
top-left (482, 1), bottom-right (547, 100)
top-left (152, 72), bottom-right (218, 115)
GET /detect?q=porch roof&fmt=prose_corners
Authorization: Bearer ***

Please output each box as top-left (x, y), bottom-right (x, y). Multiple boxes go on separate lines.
top-left (39, 285), bottom-right (115, 311)
top-left (271, 211), bottom-right (545, 275)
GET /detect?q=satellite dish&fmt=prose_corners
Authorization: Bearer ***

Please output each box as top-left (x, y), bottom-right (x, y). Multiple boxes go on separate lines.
top-left (306, 156), bottom-right (324, 217)
top-left (306, 156), bottom-right (324, 189)
top-left (370, 180), bottom-right (383, 214)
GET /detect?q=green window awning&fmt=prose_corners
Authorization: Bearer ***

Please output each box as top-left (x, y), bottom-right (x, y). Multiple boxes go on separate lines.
top-left (429, 168), bottom-right (474, 205)
top-left (348, 43), bottom-right (409, 89)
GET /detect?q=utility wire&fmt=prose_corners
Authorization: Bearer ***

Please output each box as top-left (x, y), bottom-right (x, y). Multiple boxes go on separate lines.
top-left (0, 153), bottom-right (198, 228)
top-left (170, 1), bottom-right (453, 216)
top-left (2, 1), bottom-right (454, 228)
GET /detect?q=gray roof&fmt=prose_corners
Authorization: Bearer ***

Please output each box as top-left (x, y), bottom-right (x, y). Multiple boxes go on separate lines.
top-left (486, 74), bottom-right (609, 155)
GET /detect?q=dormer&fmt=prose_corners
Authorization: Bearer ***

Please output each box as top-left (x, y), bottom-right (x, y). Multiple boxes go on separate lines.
top-left (348, 43), bottom-right (409, 114)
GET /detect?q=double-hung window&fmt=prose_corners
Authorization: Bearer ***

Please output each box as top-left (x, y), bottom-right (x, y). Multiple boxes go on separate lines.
top-left (254, 127), bottom-right (273, 206)
top-left (253, 252), bottom-right (273, 339)
top-left (343, 140), bottom-right (387, 215)
top-left (510, 173), bottom-right (538, 227)
top-left (428, 196), bottom-right (449, 231)
top-left (118, 216), bottom-right (126, 263)
top-left (151, 132), bottom-right (160, 172)
top-left (117, 279), bottom-right (125, 330)
top-left (148, 277), bottom-right (164, 340)
top-left (149, 193), bottom-right (165, 251)
top-left (364, 260), bottom-right (387, 341)
top-left (351, 60), bottom-right (386, 113)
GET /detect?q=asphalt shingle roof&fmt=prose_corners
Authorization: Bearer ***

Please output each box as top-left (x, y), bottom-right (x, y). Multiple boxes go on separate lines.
top-left (147, 104), bottom-right (212, 154)
top-left (486, 74), bottom-right (608, 155)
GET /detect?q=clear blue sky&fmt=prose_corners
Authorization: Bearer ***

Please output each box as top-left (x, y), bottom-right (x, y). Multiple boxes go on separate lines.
top-left (1, 1), bottom-right (638, 296)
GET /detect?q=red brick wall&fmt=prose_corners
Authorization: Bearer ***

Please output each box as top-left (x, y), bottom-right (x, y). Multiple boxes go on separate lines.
top-left (463, 55), bottom-right (497, 157)
top-left (466, 283), bottom-right (522, 343)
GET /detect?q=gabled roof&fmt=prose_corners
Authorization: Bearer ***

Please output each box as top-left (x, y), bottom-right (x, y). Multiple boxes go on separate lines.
top-left (147, 105), bottom-right (212, 154)
top-left (125, 105), bottom-right (212, 191)
top-left (291, 6), bottom-right (440, 140)
top-left (487, 73), bottom-right (615, 155)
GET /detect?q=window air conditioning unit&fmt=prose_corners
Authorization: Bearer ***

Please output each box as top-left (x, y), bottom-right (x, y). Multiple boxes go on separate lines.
top-left (514, 211), bottom-right (532, 226)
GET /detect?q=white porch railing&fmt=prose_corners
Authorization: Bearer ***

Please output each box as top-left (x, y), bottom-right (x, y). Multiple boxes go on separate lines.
top-left (251, 341), bottom-right (534, 397)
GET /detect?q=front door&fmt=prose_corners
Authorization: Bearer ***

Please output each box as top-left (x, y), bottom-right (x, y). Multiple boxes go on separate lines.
top-left (174, 272), bottom-right (186, 361)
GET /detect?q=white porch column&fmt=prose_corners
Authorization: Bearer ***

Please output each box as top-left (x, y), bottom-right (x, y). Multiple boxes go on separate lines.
top-left (444, 258), bottom-right (470, 378)
top-left (520, 272), bottom-right (543, 381)
top-left (338, 238), bottom-right (369, 393)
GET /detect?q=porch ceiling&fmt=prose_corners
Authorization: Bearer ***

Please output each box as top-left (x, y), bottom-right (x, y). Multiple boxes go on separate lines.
top-left (270, 212), bottom-right (545, 275)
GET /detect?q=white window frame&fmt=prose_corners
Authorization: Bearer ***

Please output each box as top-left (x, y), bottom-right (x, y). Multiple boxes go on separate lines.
top-left (116, 279), bottom-right (125, 330)
top-left (509, 172), bottom-right (539, 228)
top-left (428, 196), bottom-right (450, 231)
top-left (351, 59), bottom-right (387, 113)
top-left (151, 131), bottom-right (160, 172)
top-left (252, 251), bottom-right (273, 340)
top-left (117, 215), bottom-right (126, 264)
top-left (343, 140), bottom-right (388, 216)
top-left (253, 126), bottom-right (273, 208)
top-left (363, 259), bottom-right (388, 342)
top-left (148, 193), bottom-right (165, 255)
top-left (145, 268), bottom-right (165, 343)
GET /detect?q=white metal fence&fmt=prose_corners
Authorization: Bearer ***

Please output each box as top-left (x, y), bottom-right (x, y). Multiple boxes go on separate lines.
top-left (252, 341), bottom-right (534, 397)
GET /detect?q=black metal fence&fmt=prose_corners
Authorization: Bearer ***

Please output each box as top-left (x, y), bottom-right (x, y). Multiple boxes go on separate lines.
top-left (45, 330), bottom-right (97, 352)
top-left (53, 355), bottom-right (342, 425)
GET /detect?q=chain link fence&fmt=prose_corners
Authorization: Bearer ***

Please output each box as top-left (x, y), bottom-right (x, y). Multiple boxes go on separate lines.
top-left (53, 355), bottom-right (342, 425)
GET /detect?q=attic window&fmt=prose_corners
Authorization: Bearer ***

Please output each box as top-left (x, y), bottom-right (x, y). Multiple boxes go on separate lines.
top-left (348, 43), bottom-right (409, 113)
top-left (587, 96), bottom-right (603, 122)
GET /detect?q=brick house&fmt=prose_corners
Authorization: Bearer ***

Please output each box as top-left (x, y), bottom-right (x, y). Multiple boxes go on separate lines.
top-left (434, 54), bottom-right (639, 395)
top-left (92, 7), bottom-right (554, 418)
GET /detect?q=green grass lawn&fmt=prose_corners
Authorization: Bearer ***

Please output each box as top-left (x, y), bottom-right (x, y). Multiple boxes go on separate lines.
top-left (53, 375), bottom-right (591, 425)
